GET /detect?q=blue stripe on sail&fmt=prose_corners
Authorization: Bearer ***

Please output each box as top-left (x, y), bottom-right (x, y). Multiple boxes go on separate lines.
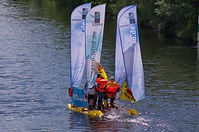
top-left (72, 100), bottom-right (87, 108)
top-left (72, 87), bottom-right (88, 107)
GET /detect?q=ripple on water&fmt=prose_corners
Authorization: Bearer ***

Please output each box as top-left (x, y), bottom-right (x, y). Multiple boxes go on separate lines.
top-left (99, 108), bottom-right (174, 132)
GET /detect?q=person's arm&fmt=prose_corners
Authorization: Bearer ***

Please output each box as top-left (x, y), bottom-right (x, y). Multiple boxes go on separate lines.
top-left (116, 84), bottom-right (120, 92)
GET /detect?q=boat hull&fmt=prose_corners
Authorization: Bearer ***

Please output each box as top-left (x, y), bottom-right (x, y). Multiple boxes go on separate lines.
top-left (67, 103), bottom-right (104, 117)
top-left (67, 103), bottom-right (138, 117)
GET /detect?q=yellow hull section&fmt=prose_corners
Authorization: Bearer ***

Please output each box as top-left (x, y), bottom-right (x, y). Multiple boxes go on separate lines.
top-left (67, 103), bottom-right (103, 117)
top-left (67, 103), bottom-right (138, 117)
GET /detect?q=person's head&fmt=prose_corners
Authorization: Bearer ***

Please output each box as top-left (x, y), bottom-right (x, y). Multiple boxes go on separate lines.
top-left (110, 76), bottom-right (114, 82)
top-left (97, 74), bottom-right (103, 79)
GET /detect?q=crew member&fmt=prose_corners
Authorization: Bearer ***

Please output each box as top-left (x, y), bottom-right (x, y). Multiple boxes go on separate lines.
top-left (105, 76), bottom-right (120, 108)
top-left (96, 74), bottom-right (108, 110)
top-left (86, 83), bottom-right (97, 110)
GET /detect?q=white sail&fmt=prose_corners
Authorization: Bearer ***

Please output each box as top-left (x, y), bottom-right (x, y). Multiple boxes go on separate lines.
top-left (115, 5), bottom-right (145, 101)
top-left (70, 3), bottom-right (91, 107)
top-left (85, 4), bottom-right (106, 93)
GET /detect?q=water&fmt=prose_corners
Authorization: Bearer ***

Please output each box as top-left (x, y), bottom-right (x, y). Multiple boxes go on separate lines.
top-left (0, 0), bottom-right (198, 131)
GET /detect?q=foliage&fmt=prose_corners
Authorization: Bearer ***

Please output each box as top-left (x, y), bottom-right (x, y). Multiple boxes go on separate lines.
top-left (154, 0), bottom-right (198, 42)
top-left (83, 0), bottom-right (199, 43)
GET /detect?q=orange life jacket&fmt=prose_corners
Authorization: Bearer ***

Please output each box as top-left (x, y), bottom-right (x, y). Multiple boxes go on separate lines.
top-left (96, 78), bottom-right (108, 92)
top-left (106, 83), bottom-right (120, 98)
top-left (96, 78), bottom-right (101, 83)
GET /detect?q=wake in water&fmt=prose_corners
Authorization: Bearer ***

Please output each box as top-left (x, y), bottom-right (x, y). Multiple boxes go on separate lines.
top-left (103, 108), bottom-right (131, 119)
top-left (103, 108), bottom-right (150, 126)
top-left (102, 108), bottom-right (174, 131)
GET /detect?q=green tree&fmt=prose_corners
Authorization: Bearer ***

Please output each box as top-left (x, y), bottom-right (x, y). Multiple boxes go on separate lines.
top-left (83, 0), bottom-right (199, 43)
top-left (154, 0), bottom-right (198, 41)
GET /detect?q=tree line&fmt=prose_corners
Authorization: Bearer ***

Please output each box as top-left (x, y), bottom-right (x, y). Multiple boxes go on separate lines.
top-left (83, 0), bottom-right (199, 44)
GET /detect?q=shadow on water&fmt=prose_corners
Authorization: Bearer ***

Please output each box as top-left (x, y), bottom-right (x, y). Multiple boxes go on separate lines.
top-left (0, 0), bottom-right (198, 132)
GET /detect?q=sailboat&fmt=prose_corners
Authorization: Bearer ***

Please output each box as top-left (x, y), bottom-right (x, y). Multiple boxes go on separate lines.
top-left (68, 4), bottom-right (144, 117)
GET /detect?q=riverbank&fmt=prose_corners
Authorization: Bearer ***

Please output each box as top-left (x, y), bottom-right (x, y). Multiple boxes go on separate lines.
top-left (83, 0), bottom-right (198, 45)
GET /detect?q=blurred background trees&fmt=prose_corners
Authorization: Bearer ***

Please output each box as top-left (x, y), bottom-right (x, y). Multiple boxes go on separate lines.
top-left (83, 0), bottom-right (199, 44)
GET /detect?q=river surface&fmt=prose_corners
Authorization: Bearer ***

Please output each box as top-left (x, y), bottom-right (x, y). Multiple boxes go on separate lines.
top-left (0, 0), bottom-right (198, 132)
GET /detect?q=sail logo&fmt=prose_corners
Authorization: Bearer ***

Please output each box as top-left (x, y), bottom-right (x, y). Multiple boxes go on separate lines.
top-left (72, 8), bottom-right (89, 22)
top-left (81, 20), bottom-right (86, 32)
top-left (82, 8), bottom-right (88, 19)
top-left (90, 31), bottom-right (97, 80)
top-left (119, 81), bottom-right (135, 101)
top-left (94, 12), bottom-right (100, 23)
top-left (130, 25), bottom-right (136, 44)
top-left (128, 12), bottom-right (136, 44)
top-left (92, 12), bottom-right (103, 26)
top-left (81, 8), bottom-right (89, 32)
top-left (129, 12), bottom-right (135, 24)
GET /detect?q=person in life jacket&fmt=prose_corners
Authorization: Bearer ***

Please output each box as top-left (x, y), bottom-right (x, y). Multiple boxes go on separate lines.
top-left (96, 74), bottom-right (108, 110)
top-left (105, 76), bottom-right (120, 108)
top-left (85, 83), bottom-right (98, 110)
